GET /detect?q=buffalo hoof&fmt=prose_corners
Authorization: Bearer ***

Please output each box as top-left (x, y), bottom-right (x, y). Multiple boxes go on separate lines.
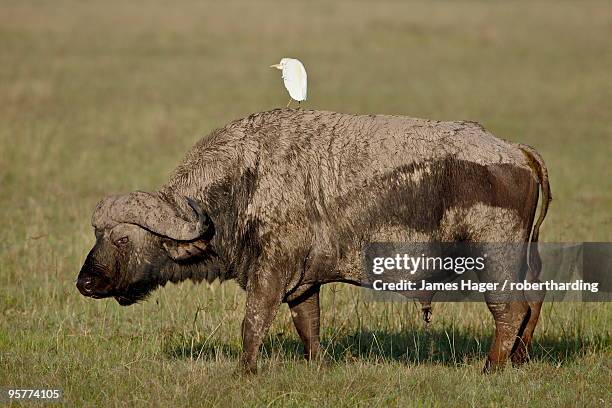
top-left (510, 347), bottom-right (531, 367)
top-left (235, 361), bottom-right (258, 376)
top-left (483, 358), bottom-right (506, 374)
top-left (306, 354), bottom-right (330, 370)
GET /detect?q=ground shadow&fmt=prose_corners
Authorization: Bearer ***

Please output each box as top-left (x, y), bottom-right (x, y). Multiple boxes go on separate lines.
top-left (164, 327), bottom-right (608, 366)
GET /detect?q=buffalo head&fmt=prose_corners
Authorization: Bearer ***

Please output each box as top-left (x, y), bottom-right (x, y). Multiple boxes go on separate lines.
top-left (76, 191), bottom-right (214, 306)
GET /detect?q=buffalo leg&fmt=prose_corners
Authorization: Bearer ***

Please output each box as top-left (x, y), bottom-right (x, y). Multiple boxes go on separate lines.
top-left (509, 300), bottom-right (543, 366)
top-left (511, 282), bottom-right (545, 366)
top-left (239, 275), bottom-right (284, 374)
top-left (477, 244), bottom-right (530, 372)
top-left (288, 286), bottom-right (321, 361)
top-left (484, 301), bottom-right (530, 372)
top-left (510, 247), bottom-right (546, 366)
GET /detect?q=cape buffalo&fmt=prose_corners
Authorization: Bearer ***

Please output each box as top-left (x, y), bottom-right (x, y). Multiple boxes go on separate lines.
top-left (77, 109), bottom-right (551, 373)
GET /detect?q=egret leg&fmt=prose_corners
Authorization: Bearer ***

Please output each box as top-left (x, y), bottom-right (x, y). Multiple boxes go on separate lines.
top-left (286, 99), bottom-right (292, 108)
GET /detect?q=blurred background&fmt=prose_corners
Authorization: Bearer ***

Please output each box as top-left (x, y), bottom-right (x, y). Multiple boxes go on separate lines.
top-left (1, 1), bottom-right (610, 406)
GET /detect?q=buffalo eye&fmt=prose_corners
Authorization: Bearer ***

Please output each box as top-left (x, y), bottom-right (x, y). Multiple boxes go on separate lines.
top-left (115, 236), bottom-right (129, 246)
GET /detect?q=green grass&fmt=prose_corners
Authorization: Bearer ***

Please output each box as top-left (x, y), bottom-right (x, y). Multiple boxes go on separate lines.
top-left (0, 1), bottom-right (610, 406)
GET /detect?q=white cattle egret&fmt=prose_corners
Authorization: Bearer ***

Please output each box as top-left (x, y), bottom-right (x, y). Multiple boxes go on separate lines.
top-left (270, 58), bottom-right (307, 107)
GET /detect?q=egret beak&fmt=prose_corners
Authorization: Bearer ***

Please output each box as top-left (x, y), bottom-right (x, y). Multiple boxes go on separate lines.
top-left (269, 64), bottom-right (282, 69)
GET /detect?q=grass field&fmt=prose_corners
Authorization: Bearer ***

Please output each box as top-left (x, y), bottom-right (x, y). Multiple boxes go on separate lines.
top-left (1, 1), bottom-right (611, 406)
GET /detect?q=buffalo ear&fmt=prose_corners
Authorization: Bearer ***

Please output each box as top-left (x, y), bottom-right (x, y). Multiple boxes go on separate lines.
top-left (162, 238), bottom-right (210, 262)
